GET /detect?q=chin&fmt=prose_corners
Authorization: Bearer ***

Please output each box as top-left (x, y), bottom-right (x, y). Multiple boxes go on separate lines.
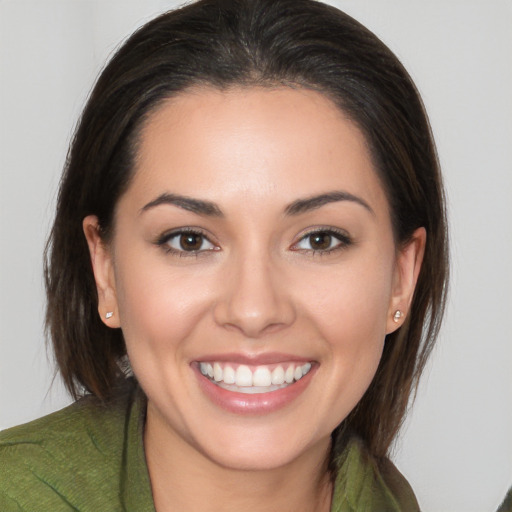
top-left (193, 425), bottom-right (331, 472)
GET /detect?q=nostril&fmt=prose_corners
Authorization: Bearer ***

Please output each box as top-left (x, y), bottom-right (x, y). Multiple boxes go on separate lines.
top-left (213, 298), bottom-right (296, 338)
top-left (220, 319), bottom-right (289, 339)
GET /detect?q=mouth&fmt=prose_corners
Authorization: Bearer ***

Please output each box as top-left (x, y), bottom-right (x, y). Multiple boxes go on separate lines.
top-left (198, 361), bottom-right (314, 394)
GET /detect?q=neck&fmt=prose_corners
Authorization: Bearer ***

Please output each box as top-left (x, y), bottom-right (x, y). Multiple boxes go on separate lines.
top-left (144, 404), bottom-right (333, 512)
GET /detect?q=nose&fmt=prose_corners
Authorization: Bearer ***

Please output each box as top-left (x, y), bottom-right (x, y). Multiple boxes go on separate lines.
top-left (213, 250), bottom-right (296, 338)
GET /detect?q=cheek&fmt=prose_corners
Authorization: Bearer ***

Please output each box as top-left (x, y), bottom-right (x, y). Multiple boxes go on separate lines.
top-left (113, 249), bottom-right (214, 356)
top-left (314, 282), bottom-right (388, 377)
top-left (298, 253), bottom-right (394, 342)
top-left (295, 253), bottom-right (394, 407)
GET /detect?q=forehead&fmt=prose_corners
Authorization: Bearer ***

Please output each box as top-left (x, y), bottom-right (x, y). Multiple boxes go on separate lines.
top-left (128, 86), bottom-right (389, 217)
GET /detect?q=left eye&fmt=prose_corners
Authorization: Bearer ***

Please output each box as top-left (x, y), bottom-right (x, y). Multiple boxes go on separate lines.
top-left (163, 231), bottom-right (216, 252)
top-left (294, 230), bottom-right (350, 252)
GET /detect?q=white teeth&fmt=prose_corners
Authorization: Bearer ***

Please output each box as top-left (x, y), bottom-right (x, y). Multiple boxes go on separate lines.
top-left (199, 361), bottom-right (313, 389)
top-left (235, 365), bottom-right (253, 387)
top-left (217, 383), bottom-right (289, 394)
top-left (223, 365), bottom-right (235, 384)
top-left (252, 366), bottom-right (272, 387)
top-left (271, 366), bottom-right (285, 385)
top-left (285, 365), bottom-right (295, 384)
top-left (213, 362), bottom-right (223, 382)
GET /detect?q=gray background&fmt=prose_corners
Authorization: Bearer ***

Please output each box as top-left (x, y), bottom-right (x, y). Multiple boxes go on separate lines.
top-left (1, 1), bottom-right (511, 510)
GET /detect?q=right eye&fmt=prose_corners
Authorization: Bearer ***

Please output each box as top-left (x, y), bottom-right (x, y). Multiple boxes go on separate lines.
top-left (158, 229), bottom-right (217, 256)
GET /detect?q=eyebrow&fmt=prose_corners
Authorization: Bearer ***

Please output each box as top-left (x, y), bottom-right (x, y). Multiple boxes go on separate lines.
top-left (284, 191), bottom-right (374, 216)
top-left (140, 193), bottom-right (223, 217)
top-left (140, 190), bottom-right (374, 218)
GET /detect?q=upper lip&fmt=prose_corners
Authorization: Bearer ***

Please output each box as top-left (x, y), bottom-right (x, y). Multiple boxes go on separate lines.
top-left (194, 352), bottom-right (314, 365)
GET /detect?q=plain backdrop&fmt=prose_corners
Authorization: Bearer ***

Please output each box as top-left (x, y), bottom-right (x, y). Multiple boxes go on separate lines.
top-left (1, 1), bottom-right (511, 511)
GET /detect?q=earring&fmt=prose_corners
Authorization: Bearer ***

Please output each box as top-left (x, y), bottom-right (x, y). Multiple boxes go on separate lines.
top-left (393, 310), bottom-right (403, 323)
top-left (105, 311), bottom-right (114, 319)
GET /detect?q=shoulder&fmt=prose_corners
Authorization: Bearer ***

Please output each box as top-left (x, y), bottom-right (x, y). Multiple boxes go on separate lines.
top-left (497, 486), bottom-right (512, 512)
top-left (0, 381), bottom-right (138, 511)
top-left (332, 436), bottom-right (420, 512)
top-left (377, 454), bottom-right (420, 511)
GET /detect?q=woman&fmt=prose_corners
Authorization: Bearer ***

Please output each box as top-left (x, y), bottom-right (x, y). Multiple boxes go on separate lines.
top-left (0, 0), bottom-right (448, 510)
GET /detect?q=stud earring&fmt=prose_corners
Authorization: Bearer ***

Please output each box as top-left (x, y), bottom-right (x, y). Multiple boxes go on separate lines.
top-left (393, 310), bottom-right (403, 323)
top-left (105, 311), bottom-right (114, 319)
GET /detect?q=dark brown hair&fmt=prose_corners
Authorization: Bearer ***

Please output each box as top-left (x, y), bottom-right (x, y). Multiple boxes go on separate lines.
top-left (45, 0), bottom-right (448, 460)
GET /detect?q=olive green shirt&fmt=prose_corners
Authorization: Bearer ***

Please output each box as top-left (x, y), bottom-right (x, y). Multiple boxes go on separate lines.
top-left (497, 487), bottom-right (512, 512)
top-left (0, 382), bottom-right (419, 511)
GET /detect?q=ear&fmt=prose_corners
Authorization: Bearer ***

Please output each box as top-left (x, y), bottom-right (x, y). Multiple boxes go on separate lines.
top-left (83, 215), bottom-right (121, 328)
top-left (386, 227), bottom-right (426, 334)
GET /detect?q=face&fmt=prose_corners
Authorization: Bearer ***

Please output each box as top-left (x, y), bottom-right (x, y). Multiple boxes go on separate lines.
top-left (85, 87), bottom-right (424, 472)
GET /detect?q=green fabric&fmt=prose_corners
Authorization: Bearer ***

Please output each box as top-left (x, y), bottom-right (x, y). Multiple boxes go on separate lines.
top-left (497, 487), bottom-right (512, 512)
top-left (0, 381), bottom-right (418, 511)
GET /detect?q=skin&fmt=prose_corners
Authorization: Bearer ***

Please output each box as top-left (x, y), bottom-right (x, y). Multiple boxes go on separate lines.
top-left (84, 86), bottom-right (425, 512)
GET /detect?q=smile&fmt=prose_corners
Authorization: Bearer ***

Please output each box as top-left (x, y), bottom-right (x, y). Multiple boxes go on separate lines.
top-left (199, 362), bottom-right (313, 394)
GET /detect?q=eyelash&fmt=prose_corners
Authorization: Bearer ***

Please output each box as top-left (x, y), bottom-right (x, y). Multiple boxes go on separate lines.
top-left (291, 227), bottom-right (353, 256)
top-left (156, 228), bottom-right (218, 257)
top-left (156, 227), bottom-right (352, 257)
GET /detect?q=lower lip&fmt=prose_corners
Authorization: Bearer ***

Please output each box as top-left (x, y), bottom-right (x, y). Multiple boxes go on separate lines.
top-left (194, 365), bottom-right (316, 415)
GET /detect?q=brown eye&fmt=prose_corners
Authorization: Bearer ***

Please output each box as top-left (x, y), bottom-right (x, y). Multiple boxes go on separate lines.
top-left (293, 228), bottom-right (352, 253)
top-left (180, 233), bottom-right (204, 251)
top-left (309, 233), bottom-right (332, 250)
top-left (159, 230), bottom-right (216, 254)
